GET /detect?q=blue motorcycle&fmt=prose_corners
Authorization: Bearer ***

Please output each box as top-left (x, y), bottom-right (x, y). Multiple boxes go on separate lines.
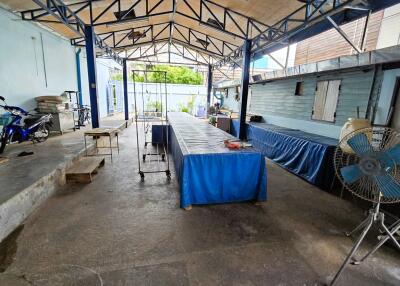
top-left (0, 96), bottom-right (53, 154)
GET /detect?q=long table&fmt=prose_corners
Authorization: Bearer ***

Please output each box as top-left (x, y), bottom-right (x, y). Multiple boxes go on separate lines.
top-left (168, 113), bottom-right (267, 208)
top-left (231, 120), bottom-right (337, 190)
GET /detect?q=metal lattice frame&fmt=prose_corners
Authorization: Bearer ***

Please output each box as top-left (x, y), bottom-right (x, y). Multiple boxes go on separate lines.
top-left (71, 21), bottom-right (239, 59)
top-left (119, 41), bottom-right (219, 66)
top-left (18, 0), bottom-right (268, 64)
top-left (21, 0), bottom-right (268, 39)
top-left (213, 0), bottom-right (369, 69)
top-left (18, 0), bottom-right (383, 68)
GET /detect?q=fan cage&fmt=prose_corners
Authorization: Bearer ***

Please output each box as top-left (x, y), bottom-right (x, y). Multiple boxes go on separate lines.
top-left (334, 127), bottom-right (400, 204)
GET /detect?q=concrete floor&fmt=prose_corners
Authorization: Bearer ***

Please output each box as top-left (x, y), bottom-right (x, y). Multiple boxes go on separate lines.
top-left (1, 123), bottom-right (400, 285)
top-left (0, 114), bottom-right (127, 205)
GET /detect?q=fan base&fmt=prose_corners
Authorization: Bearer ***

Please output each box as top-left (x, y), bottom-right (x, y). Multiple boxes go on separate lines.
top-left (330, 203), bottom-right (400, 286)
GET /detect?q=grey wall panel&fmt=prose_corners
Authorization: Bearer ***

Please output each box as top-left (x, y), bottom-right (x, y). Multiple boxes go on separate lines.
top-left (249, 69), bottom-right (376, 134)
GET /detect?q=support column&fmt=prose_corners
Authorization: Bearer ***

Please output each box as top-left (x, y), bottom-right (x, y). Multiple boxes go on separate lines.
top-left (238, 39), bottom-right (252, 140)
top-left (123, 58), bottom-right (129, 121)
top-left (206, 64), bottom-right (213, 116)
top-left (85, 25), bottom-right (100, 128)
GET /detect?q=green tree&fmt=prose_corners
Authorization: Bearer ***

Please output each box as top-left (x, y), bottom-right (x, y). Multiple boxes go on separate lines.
top-left (111, 64), bottom-right (203, 85)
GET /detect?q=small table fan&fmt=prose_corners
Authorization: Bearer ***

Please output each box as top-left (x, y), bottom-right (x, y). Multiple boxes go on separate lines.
top-left (330, 126), bottom-right (400, 285)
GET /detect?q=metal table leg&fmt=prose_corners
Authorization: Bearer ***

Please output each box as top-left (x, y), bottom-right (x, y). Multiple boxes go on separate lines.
top-left (116, 133), bottom-right (119, 154)
top-left (109, 135), bottom-right (113, 162)
top-left (84, 135), bottom-right (87, 156)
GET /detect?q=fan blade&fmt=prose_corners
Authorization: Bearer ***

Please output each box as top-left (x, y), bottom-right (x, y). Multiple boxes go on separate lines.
top-left (347, 133), bottom-right (373, 155)
top-left (375, 174), bottom-right (400, 198)
top-left (340, 164), bottom-right (364, 184)
top-left (386, 144), bottom-right (400, 165)
top-left (378, 144), bottom-right (400, 169)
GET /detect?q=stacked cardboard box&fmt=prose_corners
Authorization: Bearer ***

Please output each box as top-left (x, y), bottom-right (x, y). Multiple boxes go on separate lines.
top-left (35, 96), bottom-right (66, 113)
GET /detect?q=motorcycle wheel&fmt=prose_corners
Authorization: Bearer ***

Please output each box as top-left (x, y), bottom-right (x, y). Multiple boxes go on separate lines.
top-left (0, 132), bottom-right (8, 154)
top-left (34, 125), bottom-right (50, 143)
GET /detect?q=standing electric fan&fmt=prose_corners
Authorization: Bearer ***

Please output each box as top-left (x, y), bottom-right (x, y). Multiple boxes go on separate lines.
top-left (330, 127), bottom-right (400, 285)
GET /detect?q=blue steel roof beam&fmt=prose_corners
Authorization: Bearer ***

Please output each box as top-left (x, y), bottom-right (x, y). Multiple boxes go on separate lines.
top-left (20, 0), bottom-right (94, 20)
top-left (71, 22), bottom-right (173, 60)
top-left (27, 0), bottom-right (123, 65)
top-left (252, 0), bottom-right (363, 55)
top-left (176, 0), bottom-right (270, 41)
top-left (311, 1), bottom-right (364, 53)
top-left (127, 42), bottom-right (216, 65)
top-left (171, 39), bottom-right (225, 58)
top-left (212, 0), bottom-right (364, 69)
top-left (30, 0), bottom-right (86, 37)
top-left (155, 41), bottom-right (169, 53)
top-left (127, 52), bottom-right (211, 65)
top-left (173, 23), bottom-right (239, 55)
top-left (92, 0), bottom-right (174, 27)
top-left (71, 21), bottom-right (172, 44)
top-left (92, 0), bottom-right (119, 24)
top-left (112, 38), bottom-right (170, 50)
top-left (178, 43), bottom-right (197, 60)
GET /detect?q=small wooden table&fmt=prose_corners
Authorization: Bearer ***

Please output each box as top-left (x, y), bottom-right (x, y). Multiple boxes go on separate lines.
top-left (84, 128), bottom-right (119, 161)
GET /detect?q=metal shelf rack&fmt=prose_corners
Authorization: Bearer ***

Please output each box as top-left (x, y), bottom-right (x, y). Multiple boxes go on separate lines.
top-left (132, 69), bottom-right (170, 181)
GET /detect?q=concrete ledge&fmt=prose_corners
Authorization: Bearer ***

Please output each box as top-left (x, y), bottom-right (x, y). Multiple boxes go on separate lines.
top-left (0, 121), bottom-right (130, 242)
top-left (0, 143), bottom-right (95, 242)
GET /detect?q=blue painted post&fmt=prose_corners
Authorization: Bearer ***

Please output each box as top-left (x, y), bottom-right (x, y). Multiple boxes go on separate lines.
top-left (123, 59), bottom-right (129, 121)
top-left (238, 39), bottom-right (252, 140)
top-left (84, 25), bottom-right (99, 128)
top-left (206, 64), bottom-right (213, 115)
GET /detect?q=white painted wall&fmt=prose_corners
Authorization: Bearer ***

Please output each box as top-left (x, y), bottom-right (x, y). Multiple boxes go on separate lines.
top-left (96, 58), bottom-right (122, 118)
top-left (76, 52), bottom-right (123, 118)
top-left (77, 49), bottom-right (90, 107)
top-left (376, 4), bottom-right (400, 49)
top-left (0, 8), bottom-right (77, 111)
top-left (261, 114), bottom-right (343, 139)
top-left (374, 68), bottom-right (400, 125)
top-left (264, 44), bottom-right (297, 70)
top-left (127, 82), bottom-right (207, 113)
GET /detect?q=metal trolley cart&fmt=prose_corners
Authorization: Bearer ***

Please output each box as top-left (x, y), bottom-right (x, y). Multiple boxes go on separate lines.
top-left (132, 70), bottom-right (170, 181)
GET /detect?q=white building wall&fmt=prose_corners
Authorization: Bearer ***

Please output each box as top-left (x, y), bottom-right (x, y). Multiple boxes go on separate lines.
top-left (0, 7), bottom-right (77, 111)
top-left (376, 3), bottom-right (400, 49)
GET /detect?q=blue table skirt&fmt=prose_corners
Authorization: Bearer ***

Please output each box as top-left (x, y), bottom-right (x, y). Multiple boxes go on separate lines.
top-left (152, 124), bottom-right (168, 144)
top-left (169, 113), bottom-right (267, 208)
top-left (231, 120), bottom-right (337, 190)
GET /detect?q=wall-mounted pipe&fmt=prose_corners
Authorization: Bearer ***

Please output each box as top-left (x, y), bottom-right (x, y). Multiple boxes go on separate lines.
top-left (75, 48), bottom-right (83, 105)
top-left (40, 33), bottom-right (48, 88)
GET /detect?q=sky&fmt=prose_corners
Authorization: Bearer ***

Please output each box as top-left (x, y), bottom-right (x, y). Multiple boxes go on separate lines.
top-left (252, 44), bottom-right (297, 70)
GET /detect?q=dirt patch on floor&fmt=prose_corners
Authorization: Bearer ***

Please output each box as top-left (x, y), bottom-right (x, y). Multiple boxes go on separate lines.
top-left (0, 225), bottom-right (24, 272)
